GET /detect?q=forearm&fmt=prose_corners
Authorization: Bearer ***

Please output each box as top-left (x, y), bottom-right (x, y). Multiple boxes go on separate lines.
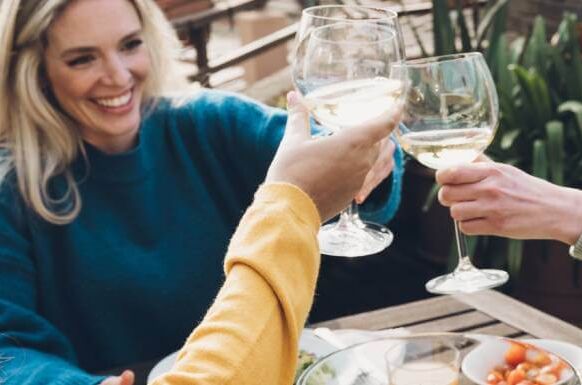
top-left (151, 183), bottom-right (320, 385)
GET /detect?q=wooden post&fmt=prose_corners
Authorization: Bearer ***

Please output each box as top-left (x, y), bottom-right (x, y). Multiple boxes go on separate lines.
top-left (188, 25), bottom-right (211, 87)
top-left (235, 10), bottom-right (290, 84)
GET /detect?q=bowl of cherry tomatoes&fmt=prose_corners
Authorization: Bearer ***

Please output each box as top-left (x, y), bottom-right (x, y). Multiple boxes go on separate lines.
top-left (462, 339), bottom-right (582, 385)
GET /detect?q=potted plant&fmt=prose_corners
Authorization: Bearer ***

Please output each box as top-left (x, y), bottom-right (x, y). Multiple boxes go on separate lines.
top-left (403, 0), bottom-right (582, 324)
top-left (482, 13), bottom-right (582, 325)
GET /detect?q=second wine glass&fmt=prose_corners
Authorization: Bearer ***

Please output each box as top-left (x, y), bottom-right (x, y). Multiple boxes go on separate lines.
top-left (394, 52), bottom-right (509, 294)
top-left (292, 6), bottom-right (406, 257)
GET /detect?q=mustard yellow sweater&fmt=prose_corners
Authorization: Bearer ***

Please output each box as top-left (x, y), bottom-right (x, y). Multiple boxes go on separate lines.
top-left (151, 183), bottom-right (321, 385)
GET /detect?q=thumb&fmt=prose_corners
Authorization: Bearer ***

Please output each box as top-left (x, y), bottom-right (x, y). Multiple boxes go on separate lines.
top-left (284, 91), bottom-right (311, 142)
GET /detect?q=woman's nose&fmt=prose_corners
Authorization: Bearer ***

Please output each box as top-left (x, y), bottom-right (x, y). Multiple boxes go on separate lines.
top-left (101, 55), bottom-right (131, 87)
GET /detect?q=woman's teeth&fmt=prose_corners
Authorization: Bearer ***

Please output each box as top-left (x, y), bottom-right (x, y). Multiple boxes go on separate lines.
top-left (95, 91), bottom-right (132, 108)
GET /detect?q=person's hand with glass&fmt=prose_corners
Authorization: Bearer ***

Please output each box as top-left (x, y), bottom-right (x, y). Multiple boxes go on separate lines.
top-left (393, 52), bottom-right (509, 294)
top-left (292, 6), bottom-right (406, 257)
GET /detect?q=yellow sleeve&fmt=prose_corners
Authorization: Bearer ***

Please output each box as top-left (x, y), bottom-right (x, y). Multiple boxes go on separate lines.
top-left (150, 182), bottom-right (321, 385)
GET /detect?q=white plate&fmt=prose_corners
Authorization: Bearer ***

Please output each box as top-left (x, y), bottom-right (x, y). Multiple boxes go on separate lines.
top-left (462, 338), bottom-right (582, 385)
top-left (147, 328), bottom-right (336, 383)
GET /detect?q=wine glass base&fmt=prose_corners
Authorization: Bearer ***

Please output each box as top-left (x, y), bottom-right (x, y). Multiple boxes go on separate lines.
top-left (318, 221), bottom-right (394, 257)
top-left (425, 269), bottom-right (509, 294)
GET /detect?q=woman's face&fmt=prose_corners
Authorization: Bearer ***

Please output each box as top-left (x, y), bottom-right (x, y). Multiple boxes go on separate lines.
top-left (44, 0), bottom-right (150, 154)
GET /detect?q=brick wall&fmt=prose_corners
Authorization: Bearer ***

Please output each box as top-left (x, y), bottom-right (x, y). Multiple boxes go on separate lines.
top-left (508, 0), bottom-right (582, 35)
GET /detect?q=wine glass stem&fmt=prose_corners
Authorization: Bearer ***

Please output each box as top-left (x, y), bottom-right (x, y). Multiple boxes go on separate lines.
top-left (337, 201), bottom-right (361, 227)
top-left (453, 220), bottom-right (477, 273)
top-left (350, 201), bottom-right (360, 220)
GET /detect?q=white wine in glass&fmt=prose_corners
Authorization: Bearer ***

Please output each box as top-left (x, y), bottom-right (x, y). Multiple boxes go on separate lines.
top-left (304, 78), bottom-right (403, 131)
top-left (293, 7), bottom-right (406, 257)
top-left (394, 52), bottom-right (509, 294)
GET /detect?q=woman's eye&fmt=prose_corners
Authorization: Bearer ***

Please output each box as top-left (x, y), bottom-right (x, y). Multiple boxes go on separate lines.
top-left (123, 38), bottom-right (143, 51)
top-left (67, 55), bottom-right (94, 67)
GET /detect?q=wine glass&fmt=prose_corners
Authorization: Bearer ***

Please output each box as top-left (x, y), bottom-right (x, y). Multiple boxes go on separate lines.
top-left (393, 52), bottom-right (509, 294)
top-left (292, 6), bottom-right (406, 257)
top-left (385, 338), bottom-right (461, 385)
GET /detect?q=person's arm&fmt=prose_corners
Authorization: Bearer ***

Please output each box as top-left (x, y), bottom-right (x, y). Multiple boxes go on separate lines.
top-left (151, 183), bottom-right (320, 385)
top-left (0, 185), bottom-right (106, 385)
top-left (436, 160), bottom-right (582, 244)
top-left (151, 91), bottom-right (398, 385)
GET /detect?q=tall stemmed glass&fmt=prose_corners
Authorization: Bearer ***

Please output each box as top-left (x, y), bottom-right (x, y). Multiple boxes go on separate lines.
top-left (394, 53), bottom-right (509, 293)
top-left (292, 6), bottom-right (406, 257)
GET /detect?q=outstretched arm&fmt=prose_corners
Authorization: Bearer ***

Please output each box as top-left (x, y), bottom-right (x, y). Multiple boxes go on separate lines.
top-left (151, 92), bottom-right (399, 385)
top-left (436, 159), bottom-right (582, 244)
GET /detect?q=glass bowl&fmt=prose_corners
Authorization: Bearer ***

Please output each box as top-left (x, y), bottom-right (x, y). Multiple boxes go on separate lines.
top-left (297, 336), bottom-right (461, 385)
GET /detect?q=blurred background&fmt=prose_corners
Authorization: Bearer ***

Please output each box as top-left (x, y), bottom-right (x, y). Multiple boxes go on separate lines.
top-left (156, 0), bottom-right (582, 327)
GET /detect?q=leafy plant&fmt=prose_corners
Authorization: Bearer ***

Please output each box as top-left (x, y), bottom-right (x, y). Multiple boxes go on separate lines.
top-left (406, 0), bottom-right (511, 57)
top-left (420, 1), bottom-right (582, 281)
top-left (483, 13), bottom-right (582, 278)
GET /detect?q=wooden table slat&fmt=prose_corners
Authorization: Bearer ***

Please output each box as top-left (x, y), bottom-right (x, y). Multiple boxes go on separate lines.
top-left (463, 322), bottom-right (529, 339)
top-left (313, 295), bottom-right (471, 330)
top-left (404, 310), bottom-right (495, 334)
top-left (454, 291), bottom-right (582, 345)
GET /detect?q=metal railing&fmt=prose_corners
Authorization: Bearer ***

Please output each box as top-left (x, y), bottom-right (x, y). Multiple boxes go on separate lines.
top-left (171, 0), bottom-right (268, 85)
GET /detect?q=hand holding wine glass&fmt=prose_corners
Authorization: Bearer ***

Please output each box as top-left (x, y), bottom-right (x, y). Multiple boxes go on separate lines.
top-left (394, 52), bottom-right (509, 294)
top-left (292, 7), bottom-right (406, 257)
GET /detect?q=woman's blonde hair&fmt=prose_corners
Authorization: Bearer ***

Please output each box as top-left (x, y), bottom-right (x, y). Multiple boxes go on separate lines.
top-left (0, 0), bottom-right (186, 224)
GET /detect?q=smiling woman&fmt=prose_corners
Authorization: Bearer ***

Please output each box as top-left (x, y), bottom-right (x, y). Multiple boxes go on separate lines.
top-left (1, 0), bottom-right (184, 224)
top-left (43, 0), bottom-right (151, 153)
top-left (0, 1), bottom-right (405, 385)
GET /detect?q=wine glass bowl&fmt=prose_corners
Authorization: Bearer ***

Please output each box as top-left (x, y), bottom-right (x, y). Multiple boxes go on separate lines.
top-left (394, 52), bottom-right (509, 293)
top-left (301, 22), bottom-right (405, 132)
top-left (292, 6), bottom-right (406, 257)
top-left (293, 5), bottom-right (405, 73)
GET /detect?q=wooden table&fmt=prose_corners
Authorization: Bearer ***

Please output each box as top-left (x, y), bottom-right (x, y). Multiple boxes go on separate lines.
top-left (130, 290), bottom-right (582, 384)
top-left (311, 289), bottom-right (582, 385)
top-left (313, 289), bottom-right (582, 345)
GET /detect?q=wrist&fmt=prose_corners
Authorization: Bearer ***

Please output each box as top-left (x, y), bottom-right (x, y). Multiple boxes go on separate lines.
top-left (549, 186), bottom-right (582, 245)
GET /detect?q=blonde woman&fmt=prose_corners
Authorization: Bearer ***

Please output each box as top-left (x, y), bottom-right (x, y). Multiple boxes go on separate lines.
top-left (0, 1), bottom-right (403, 384)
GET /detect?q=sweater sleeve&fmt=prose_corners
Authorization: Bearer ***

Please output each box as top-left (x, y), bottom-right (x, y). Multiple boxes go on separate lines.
top-left (150, 183), bottom-right (321, 385)
top-left (0, 185), bottom-right (106, 385)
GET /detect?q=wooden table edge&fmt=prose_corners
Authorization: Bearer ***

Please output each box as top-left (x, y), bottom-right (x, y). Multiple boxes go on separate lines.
top-left (453, 290), bottom-right (582, 345)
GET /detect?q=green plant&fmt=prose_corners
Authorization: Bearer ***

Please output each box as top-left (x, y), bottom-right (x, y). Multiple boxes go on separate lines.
top-left (483, 13), bottom-right (582, 278)
top-left (404, 0), bottom-right (511, 57)
top-left (419, 2), bottom-right (582, 281)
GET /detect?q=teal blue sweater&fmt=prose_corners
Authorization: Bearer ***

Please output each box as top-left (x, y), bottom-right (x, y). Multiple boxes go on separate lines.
top-left (0, 90), bottom-right (403, 385)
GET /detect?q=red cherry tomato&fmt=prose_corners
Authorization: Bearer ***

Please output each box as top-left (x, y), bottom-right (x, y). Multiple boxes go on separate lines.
top-left (488, 371), bottom-right (505, 384)
top-left (507, 369), bottom-right (527, 385)
top-left (505, 343), bottom-right (527, 367)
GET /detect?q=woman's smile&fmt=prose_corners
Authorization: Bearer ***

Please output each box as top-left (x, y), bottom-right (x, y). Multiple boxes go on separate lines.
top-left (93, 88), bottom-right (134, 113)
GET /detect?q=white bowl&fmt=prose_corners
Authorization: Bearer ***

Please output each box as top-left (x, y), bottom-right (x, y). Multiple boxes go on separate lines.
top-left (462, 338), bottom-right (582, 385)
